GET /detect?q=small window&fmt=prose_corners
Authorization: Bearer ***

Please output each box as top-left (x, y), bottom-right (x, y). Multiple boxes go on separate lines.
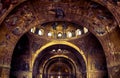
top-left (67, 31), bottom-right (72, 38)
top-left (57, 32), bottom-right (62, 38)
top-left (76, 29), bottom-right (82, 36)
top-left (48, 32), bottom-right (52, 37)
top-left (83, 27), bottom-right (88, 33)
top-left (30, 27), bottom-right (36, 33)
top-left (38, 29), bottom-right (44, 36)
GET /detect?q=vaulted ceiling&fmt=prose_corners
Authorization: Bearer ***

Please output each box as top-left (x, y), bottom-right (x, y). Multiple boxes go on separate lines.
top-left (0, 0), bottom-right (120, 78)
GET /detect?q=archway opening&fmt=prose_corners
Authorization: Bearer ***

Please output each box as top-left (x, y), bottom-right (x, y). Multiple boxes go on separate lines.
top-left (10, 34), bottom-right (30, 78)
top-left (33, 44), bottom-right (86, 78)
top-left (44, 57), bottom-right (75, 78)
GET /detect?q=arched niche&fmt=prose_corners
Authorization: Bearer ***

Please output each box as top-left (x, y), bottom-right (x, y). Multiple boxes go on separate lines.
top-left (10, 34), bottom-right (30, 78)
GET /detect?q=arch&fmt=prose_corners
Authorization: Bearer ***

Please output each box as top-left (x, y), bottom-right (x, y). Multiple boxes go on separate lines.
top-left (0, 0), bottom-right (27, 25)
top-left (32, 44), bottom-right (87, 78)
top-left (10, 34), bottom-right (30, 78)
top-left (43, 57), bottom-right (76, 78)
top-left (0, 0), bottom-right (118, 77)
top-left (32, 41), bottom-right (87, 67)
